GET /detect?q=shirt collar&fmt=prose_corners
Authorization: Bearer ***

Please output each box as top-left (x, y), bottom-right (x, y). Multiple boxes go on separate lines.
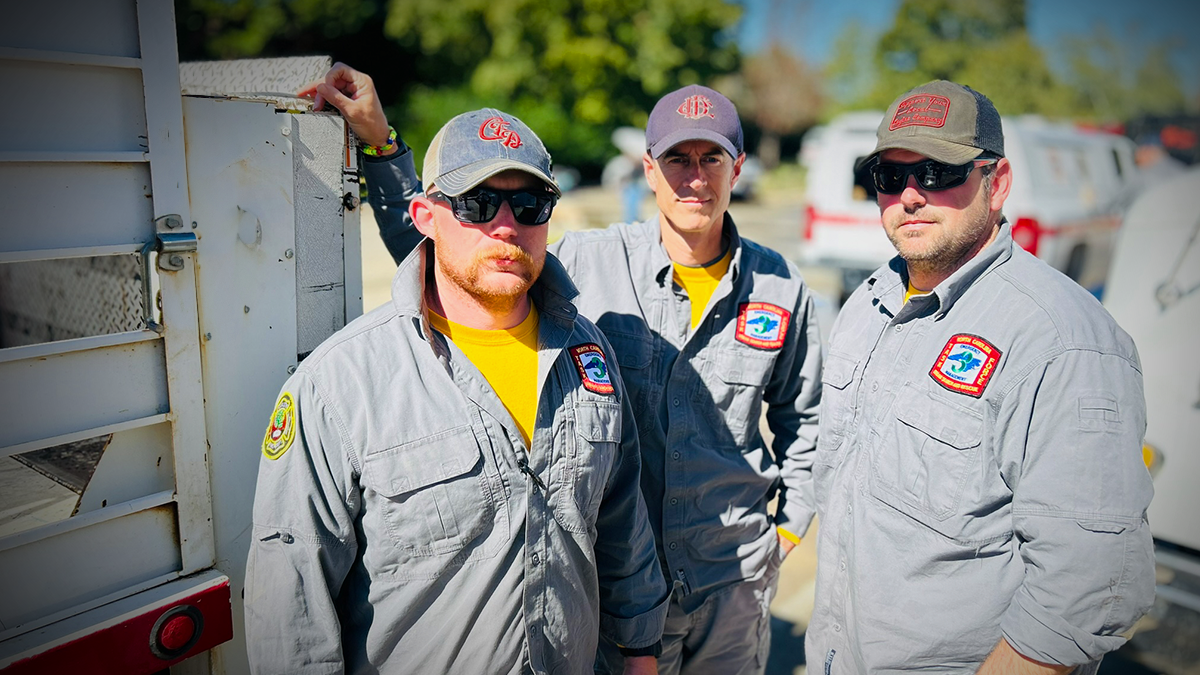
top-left (650, 212), bottom-right (743, 286)
top-left (870, 219), bottom-right (1014, 318)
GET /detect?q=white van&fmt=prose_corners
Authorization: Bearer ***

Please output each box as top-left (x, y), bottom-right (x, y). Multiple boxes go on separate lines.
top-left (800, 112), bottom-right (1139, 299)
top-left (1103, 167), bottom-right (1200, 614)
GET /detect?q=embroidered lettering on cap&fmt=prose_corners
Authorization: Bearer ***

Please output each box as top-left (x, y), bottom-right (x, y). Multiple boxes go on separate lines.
top-left (570, 343), bottom-right (615, 394)
top-left (479, 116), bottom-right (522, 148)
top-left (735, 302), bottom-right (791, 350)
top-left (889, 94), bottom-right (951, 131)
top-left (676, 95), bottom-right (717, 120)
top-left (929, 333), bottom-right (1001, 397)
top-left (263, 392), bottom-right (297, 460)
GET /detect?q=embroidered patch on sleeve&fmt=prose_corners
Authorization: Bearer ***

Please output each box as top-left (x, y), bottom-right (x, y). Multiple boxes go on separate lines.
top-left (570, 343), bottom-right (615, 395)
top-left (262, 392), bottom-right (297, 460)
top-left (735, 302), bottom-right (791, 350)
top-left (929, 334), bottom-right (1001, 398)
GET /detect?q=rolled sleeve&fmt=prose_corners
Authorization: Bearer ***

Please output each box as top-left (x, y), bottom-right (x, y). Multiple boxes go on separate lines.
top-left (362, 144), bottom-right (423, 264)
top-left (594, 343), bottom-right (670, 649)
top-left (999, 349), bottom-right (1155, 665)
top-left (768, 288), bottom-right (823, 537)
top-left (244, 374), bottom-right (361, 674)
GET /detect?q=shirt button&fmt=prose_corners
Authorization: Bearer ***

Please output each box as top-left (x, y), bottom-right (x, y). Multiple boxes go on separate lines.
top-left (847, 505), bottom-right (853, 515)
top-left (531, 552), bottom-right (540, 566)
top-left (834, 624), bottom-right (841, 633)
top-left (895, 324), bottom-right (904, 332)
top-left (840, 560), bottom-right (847, 571)
top-left (673, 397), bottom-right (680, 407)
top-left (672, 451), bottom-right (681, 460)
top-left (670, 497), bottom-right (679, 505)
top-left (669, 542), bottom-right (678, 550)
top-left (871, 382), bottom-right (879, 392)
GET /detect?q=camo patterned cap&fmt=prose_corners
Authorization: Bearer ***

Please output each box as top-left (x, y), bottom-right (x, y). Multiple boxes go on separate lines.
top-left (862, 80), bottom-right (1005, 167)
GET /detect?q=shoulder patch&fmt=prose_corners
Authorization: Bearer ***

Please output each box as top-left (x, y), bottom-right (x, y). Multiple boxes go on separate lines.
top-left (263, 392), bottom-right (297, 460)
top-left (570, 343), bottom-right (615, 395)
top-left (929, 334), bottom-right (1001, 398)
top-left (736, 302), bottom-right (791, 350)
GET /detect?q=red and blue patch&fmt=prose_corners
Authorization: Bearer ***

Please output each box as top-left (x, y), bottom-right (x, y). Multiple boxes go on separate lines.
top-left (929, 334), bottom-right (1001, 398)
top-left (735, 302), bottom-right (790, 350)
top-left (570, 343), bottom-right (615, 395)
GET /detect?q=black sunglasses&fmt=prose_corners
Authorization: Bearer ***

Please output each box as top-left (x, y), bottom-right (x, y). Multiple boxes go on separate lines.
top-left (869, 158), bottom-right (997, 195)
top-left (427, 187), bottom-right (557, 226)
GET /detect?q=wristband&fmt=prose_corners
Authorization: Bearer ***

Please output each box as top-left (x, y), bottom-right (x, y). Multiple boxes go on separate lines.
top-left (361, 126), bottom-right (398, 156)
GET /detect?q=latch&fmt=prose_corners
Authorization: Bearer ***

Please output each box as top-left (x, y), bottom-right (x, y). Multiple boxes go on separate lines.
top-left (157, 231), bottom-right (198, 271)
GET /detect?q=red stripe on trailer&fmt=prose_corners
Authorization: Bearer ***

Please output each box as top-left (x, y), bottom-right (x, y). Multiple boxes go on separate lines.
top-left (2, 580), bottom-right (233, 675)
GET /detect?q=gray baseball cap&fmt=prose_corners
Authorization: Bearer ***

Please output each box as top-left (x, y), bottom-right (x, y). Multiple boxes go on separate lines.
top-left (862, 80), bottom-right (1005, 167)
top-left (645, 85), bottom-right (743, 159)
top-left (423, 108), bottom-right (560, 197)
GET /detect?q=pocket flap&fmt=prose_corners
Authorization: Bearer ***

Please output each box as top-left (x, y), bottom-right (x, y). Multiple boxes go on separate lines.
top-left (575, 401), bottom-right (622, 443)
top-left (714, 350), bottom-right (775, 386)
top-left (363, 426), bottom-right (481, 497)
top-left (894, 386), bottom-right (984, 449)
top-left (822, 351), bottom-right (856, 389)
top-left (606, 332), bottom-right (653, 370)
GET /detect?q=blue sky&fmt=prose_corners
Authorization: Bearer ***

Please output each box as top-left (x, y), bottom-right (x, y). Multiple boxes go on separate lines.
top-left (737, 0), bottom-right (1200, 100)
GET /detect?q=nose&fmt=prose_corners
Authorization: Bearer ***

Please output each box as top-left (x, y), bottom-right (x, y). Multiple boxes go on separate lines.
top-left (485, 200), bottom-right (519, 238)
top-left (899, 177), bottom-right (927, 210)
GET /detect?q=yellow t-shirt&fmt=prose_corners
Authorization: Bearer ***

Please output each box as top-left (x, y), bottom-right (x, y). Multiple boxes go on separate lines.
top-left (673, 249), bottom-right (733, 329)
top-left (428, 307), bottom-right (540, 447)
top-left (905, 281), bottom-right (932, 304)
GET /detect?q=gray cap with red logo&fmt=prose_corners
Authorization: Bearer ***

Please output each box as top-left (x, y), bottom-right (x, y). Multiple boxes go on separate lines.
top-left (864, 80), bottom-right (1005, 166)
top-left (422, 108), bottom-right (560, 197)
top-left (645, 85), bottom-right (744, 159)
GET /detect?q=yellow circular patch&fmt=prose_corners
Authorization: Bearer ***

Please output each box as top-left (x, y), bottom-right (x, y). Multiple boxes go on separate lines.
top-left (262, 392), bottom-right (297, 460)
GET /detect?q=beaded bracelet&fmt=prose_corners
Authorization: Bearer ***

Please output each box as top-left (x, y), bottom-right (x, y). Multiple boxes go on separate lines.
top-left (361, 126), bottom-right (398, 156)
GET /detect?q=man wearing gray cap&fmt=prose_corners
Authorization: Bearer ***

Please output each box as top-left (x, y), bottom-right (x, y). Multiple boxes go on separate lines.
top-left (807, 80), bottom-right (1154, 674)
top-left (317, 64), bottom-right (822, 673)
top-left (245, 82), bottom-right (668, 673)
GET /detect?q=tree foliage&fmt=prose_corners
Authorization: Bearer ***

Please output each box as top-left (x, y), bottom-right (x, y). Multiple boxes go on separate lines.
top-left (721, 42), bottom-right (822, 167)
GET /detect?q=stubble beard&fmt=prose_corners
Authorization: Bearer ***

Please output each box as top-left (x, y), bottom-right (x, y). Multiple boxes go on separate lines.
top-left (887, 192), bottom-right (994, 280)
top-left (434, 240), bottom-right (544, 314)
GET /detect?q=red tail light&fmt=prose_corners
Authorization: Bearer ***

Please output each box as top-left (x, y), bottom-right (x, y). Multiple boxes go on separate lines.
top-left (803, 204), bottom-right (816, 240)
top-left (1012, 217), bottom-right (1041, 255)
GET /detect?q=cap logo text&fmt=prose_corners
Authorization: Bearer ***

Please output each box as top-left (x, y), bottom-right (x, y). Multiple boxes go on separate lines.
top-left (479, 117), bottom-right (523, 148)
top-left (890, 94), bottom-right (951, 131)
top-left (677, 95), bottom-right (716, 120)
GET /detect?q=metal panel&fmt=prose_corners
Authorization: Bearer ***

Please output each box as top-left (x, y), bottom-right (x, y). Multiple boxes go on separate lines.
top-left (0, 62), bottom-right (147, 154)
top-left (293, 113), bottom-right (349, 357)
top-left (0, 163), bottom-right (153, 254)
top-left (0, 504), bottom-right (180, 633)
top-left (179, 56), bottom-right (330, 109)
top-left (75, 422), bottom-right (175, 516)
top-left (137, 0), bottom-right (214, 576)
top-left (0, 338), bottom-right (168, 451)
top-left (0, 0), bottom-right (140, 58)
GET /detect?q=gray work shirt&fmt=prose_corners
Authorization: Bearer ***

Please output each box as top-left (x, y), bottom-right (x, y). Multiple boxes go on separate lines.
top-left (245, 244), bottom-right (669, 674)
top-left (550, 218), bottom-right (823, 611)
top-left (806, 221), bottom-right (1155, 673)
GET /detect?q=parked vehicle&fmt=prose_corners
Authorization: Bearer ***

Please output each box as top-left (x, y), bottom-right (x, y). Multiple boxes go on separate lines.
top-left (800, 111), bottom-right (1139, 301)
top-left (1103, 167), bottom-right (1200, 615)
top-left (0, 4), bottom-right (360, 672)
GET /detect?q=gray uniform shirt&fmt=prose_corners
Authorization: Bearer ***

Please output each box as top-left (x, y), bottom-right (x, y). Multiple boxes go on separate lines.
top-left (807, 222), bottom-right (1155, 673)
top-left (245, 244), bottom-right (669, 674)
top-left (550, 218), bottom-right (823, 611)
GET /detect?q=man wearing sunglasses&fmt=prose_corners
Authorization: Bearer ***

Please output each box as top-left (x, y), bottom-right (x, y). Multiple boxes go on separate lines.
top-left (806, 81), bottom-right (1154, 674)
top-left (247, 93), bottom-right (669, 674)
top-left (316, 65), bottom-right (822, 673)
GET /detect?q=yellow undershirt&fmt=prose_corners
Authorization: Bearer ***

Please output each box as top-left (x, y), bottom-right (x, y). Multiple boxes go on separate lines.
top-left (428, 307), bottom-right (540, 447)
top-left (673, 249), bottom-right (733, 329)
top-left (905, 281), bottom-right (932, 304)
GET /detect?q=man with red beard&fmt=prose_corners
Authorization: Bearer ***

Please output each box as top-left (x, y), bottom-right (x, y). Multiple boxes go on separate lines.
top-left (245, 106), bottom-right (668, 674)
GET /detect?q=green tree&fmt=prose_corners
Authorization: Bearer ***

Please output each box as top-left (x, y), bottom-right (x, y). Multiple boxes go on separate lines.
top-left (731, 42), bottom-right (823, 168)
top-left (1059, 25), bottom-right (1188, 122)
top-left (382, 0), bottom-right (742, 171)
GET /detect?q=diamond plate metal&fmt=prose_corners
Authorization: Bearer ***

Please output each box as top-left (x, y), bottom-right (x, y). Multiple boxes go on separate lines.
top-left (0, 255), bottom-right (144, 348)
top-left (179, 56), bottom-right (333, 110)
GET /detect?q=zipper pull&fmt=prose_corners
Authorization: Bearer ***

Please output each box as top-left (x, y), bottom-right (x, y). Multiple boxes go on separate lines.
top-left (516, 458), bottom-right (547, 491)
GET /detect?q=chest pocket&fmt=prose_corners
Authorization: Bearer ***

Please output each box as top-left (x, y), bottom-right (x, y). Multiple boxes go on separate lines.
top-left (697, 348), bottom-right (775, 448)
top-left (817, 351), bottom-right (858, 452)
top-left (360, 425), bottom-right (504, 578)
top-left (605, 330), bottom-right (656, 419)
top-left (552, 399), bottom-right (621, 536)
top-left (868, 384), bottom-right (985, 537)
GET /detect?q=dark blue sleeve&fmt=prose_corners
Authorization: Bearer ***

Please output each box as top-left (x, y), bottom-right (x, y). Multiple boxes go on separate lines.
top-left (362, 144), bottom-right (424, 264)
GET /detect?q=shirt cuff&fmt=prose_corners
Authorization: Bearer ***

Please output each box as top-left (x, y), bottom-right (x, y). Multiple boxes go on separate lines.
top-left (619, 640), bottom-right (663, 658)
top-left (1000, 586), bottom-right (1128, 666)
top-left (600, 592), bottom-right (669, 651)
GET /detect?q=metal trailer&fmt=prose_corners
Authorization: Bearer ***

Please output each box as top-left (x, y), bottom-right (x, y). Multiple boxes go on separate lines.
top-left (0, 2), bottom-right (361, 673)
